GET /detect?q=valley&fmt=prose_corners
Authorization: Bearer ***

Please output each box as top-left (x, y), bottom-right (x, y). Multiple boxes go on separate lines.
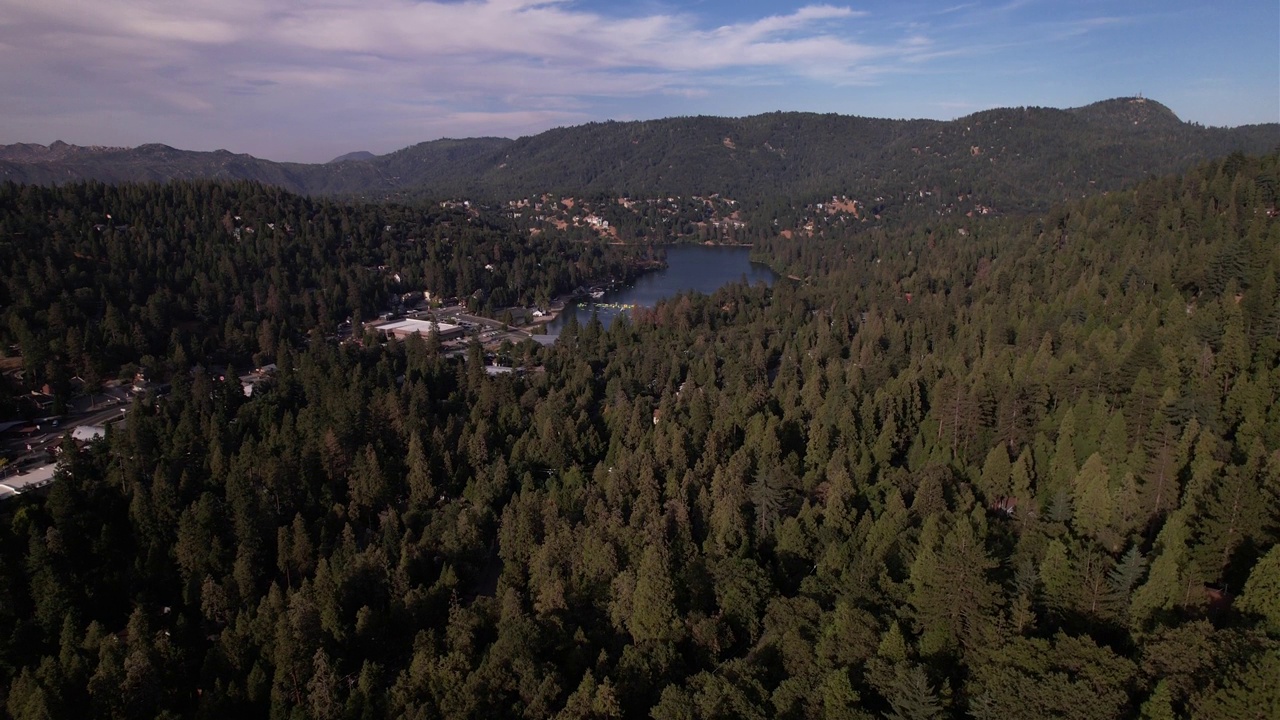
top-left (0, 102), bottom-right (1276, 720)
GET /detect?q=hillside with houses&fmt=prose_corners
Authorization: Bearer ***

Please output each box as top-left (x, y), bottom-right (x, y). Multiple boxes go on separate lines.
top-left (0, 109), bottom-right (1276, 717)
top-left (4, 98), bottom-right (1277, 217)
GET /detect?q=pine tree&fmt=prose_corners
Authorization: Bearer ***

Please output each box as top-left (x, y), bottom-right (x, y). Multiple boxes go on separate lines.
top-left (1139, 417), bottom-right (1184, 527)
top-left (909, 517), bottom-right (1001, 655)
top-left (1138, 680), bottom-right (1177, 720)
top-left (749, 467), bottom-right (786, 538)
top-left (1188, 443), bottom-right (1269, 586)
top-left (1189, 651), bottom-right (1280, 720)
top-left (817, 669), bottom-right (865, 720)
top-left (1214, 308), bottom-right (1248, 397)
top-left (406, 432), bottom-right (435, 510)
top-left (1039, 539), bottom-right (1077, 616)
top-left (934, 374), bottom-right (981, 461)
top-left (883, 664), bottom-right (943, 720)
top-left (627, 543), bottom-right (681, 644)
top-left (1046, 408), bottom-right (1079, 501)
top-left (1010, 446), bottom-right (1036, 511)
top-left (347, 443), bottom-right (389, 518)
top-left (1071, 453), bottom-right (1115, 547)
top-left (1008, 558), bottom-right (1039, 634)
top-left (1235, 544), bottom-right (1280, 635)
top-left (877, 621), bottom-right (910, 663)
top-left (1129, 510), bottom-right (1193, 628)
top-left (1104, 545), bottom-right (1149, 622)
top-left (1098, 409), bottom-right (1130, 471)
top-left (978, 445), bottom-right (1012, 502)
top-left (307, 648), bottom-right (341, 720)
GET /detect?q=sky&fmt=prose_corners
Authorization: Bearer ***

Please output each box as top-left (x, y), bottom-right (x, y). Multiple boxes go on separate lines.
top-left (1, 0), bottom-right (1276, 162)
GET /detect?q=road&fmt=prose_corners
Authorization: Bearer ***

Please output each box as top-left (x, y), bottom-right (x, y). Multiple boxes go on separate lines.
top-left (421, 308), bottom-right (544, 348)
top-left (0, 386), bottom-right (132, 494)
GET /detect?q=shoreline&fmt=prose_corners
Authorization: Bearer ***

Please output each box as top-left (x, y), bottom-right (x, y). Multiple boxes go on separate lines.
top-left (517, 243), bottom-right (769, 336)
top-left (520, 300), bottom-right (568, 335)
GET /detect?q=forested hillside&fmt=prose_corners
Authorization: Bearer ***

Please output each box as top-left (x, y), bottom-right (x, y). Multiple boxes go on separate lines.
top-left (0, 180), bottom-right (652, 412)
top-left (459, 99), bottom-right (1279, 207)
top-left (3, 99), bottom-right (1277, 215)
top-left (1, 152), bottom-right (1276, 718)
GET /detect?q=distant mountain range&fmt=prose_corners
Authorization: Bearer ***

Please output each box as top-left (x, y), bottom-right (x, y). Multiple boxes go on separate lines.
top-left (328, 151), bottom-right (377, 164)
top-left (2, 98), bottom-right (1276, 211)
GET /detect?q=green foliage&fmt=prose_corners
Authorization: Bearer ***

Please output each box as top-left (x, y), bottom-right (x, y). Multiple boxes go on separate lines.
top-left (967, 634), bottom-right (1136, 720)
top-left (1188, 649), bottom-right (1280, 720)
top-left (1072, 453), bottom-right (1115, 546)
top-left (1236, 545), bottom-right (1280, 635)
top-left (0, 180), bottom-right (654, 387)
top-left (882, 664), bottom-right (943, 720)
top-left (0, 152), bottom-right (1277, 719)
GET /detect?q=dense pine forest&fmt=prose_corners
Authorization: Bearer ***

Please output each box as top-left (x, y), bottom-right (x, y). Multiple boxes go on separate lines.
top-left (0, 181), bottom-right (654, 413)
top-left (1, 152), bottom-right (1279, 719)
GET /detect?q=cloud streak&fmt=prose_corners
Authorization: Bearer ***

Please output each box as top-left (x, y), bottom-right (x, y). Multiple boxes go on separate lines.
top-left (0, 0), bottom-right (1271, 160)
top-left (2, 0), bottom-right (941, 158)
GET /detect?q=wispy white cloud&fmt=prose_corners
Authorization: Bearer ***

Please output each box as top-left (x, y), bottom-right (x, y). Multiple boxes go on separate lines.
top-left (413, 109), bottom-right (597, 138)
top-left (0, 0), bottom-right (1269, 159)
top-left (933, 3), bottom-right (979, 15)
top-left (1, 0), bottom-right (938, 157)
top-left (1049, 15), bottom-right (1133, 39)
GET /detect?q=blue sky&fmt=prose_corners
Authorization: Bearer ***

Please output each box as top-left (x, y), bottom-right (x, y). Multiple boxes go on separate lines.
top-left (0, 0), bottom-right (1275, 162)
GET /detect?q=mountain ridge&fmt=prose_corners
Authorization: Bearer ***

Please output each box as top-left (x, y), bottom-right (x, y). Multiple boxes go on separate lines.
top-left (328, 150), bottom-right (377, 163)
top-left (1, 97), bottom-right (1276, 212)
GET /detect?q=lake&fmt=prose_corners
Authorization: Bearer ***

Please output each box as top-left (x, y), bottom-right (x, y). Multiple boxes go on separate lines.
top-left (544, 244), bottom-right (778, 336)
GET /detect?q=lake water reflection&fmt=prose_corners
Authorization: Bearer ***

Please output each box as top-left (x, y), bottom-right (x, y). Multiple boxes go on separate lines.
top-left (544, 244), bottom-right (778, 336)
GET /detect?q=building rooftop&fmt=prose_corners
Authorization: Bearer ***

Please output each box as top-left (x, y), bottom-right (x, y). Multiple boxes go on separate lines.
top-left (375, 318), bottom-right (463, 337)
top-left (72, 425), bottom-right (105, 443)
top-left (1, 462), bottom-right (57, 496)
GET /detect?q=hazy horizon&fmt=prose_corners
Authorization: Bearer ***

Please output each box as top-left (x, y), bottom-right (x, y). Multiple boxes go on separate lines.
top-left (2, 0), bottom-right (1276, 163)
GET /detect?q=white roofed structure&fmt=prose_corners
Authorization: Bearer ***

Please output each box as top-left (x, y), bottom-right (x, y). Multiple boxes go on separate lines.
top-left (72, 425), bottom-right (106, 443)
top-left (374, 318), bottom-right (465, 341)
top-left (1, 462), bottom-right (58, 496)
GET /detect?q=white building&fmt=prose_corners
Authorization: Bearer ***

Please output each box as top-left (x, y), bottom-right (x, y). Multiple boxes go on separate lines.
top-left (71, 425), bottom-right (105, 443)
top-left (374, 318), bottom-right (466, 341)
